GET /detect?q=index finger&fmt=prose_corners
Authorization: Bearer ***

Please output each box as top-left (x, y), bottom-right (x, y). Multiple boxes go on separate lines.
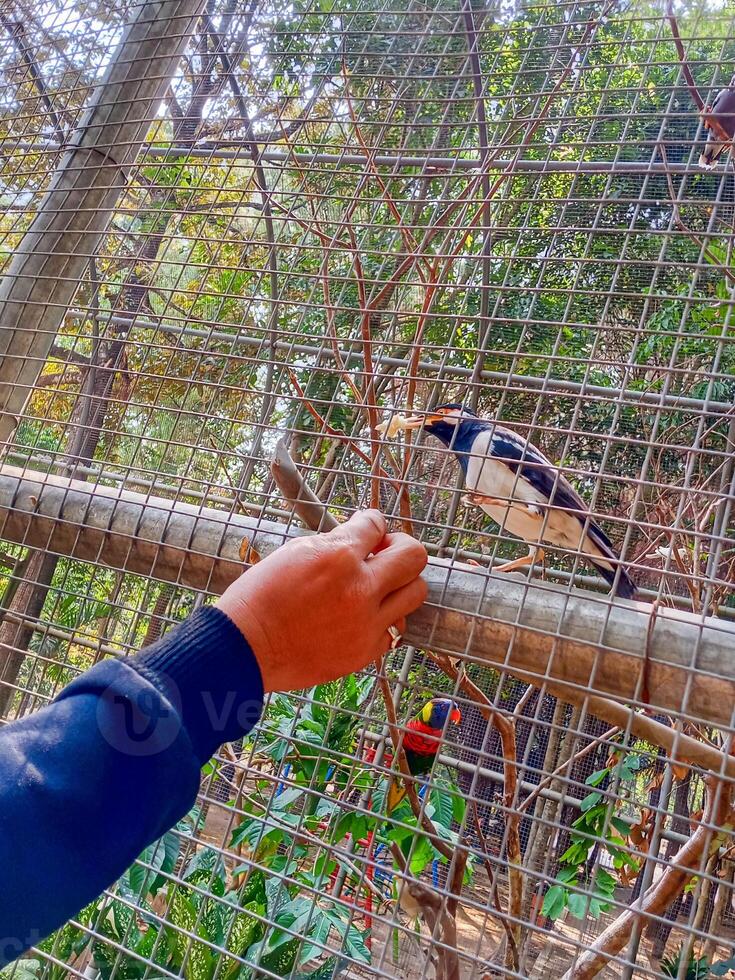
top-left (328, 509), bottom-right (387, 558)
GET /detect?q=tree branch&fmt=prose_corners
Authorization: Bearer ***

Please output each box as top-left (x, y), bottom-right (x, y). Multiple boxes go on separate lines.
top-left (0, 11), bottom-right (67, 142)
top-left (665, 1), bottom-right (705, 113)
top-left (562, 778), bottom-right (734, 979)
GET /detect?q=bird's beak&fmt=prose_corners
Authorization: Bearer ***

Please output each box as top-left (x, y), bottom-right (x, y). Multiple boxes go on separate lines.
top-left (450, 708), bottom-right (462, 725)
top-left (402, 413), bottom-right (451, 429)
top-left (400, 414), bottom-right (429, 429)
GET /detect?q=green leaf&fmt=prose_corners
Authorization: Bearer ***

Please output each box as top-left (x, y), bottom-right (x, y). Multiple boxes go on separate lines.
top-left (588, 897), bottom-right (613, 919)
top-left (556, 866), bottom-right (578, 885)
top-left (542, 885), bottom-right (567, 921)
top-left (585, 768), bottom-right (610, 787)
top-left (0, 959), bottom-right (43, 980)
top-left (596, 868), bottom-right (617, 894)
top-left (611, 817), bottom-right (631, 838)
top-left (566, 892), bottom-right (589, 919)
top-left (430, 786), bottom-right (454, 829)
top-left (580, 791), bottom-right (602, 812)
top-left (409, 835), bottom-right (436, 875)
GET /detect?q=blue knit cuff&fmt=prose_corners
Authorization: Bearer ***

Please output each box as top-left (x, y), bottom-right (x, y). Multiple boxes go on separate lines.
top-left (131, 606), bottom-right (264, 765)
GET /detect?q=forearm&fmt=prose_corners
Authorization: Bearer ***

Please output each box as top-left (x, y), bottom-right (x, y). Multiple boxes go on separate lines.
top-left (0, 606), bottom-right (263, 964)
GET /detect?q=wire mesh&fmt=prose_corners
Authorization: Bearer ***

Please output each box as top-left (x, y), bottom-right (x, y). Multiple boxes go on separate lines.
top-left (0, 0), bottom-right (734, 977)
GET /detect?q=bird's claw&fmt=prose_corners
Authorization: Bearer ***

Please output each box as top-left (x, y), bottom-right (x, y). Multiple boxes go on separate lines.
top-left (461, 492), bottom-right (484, 508)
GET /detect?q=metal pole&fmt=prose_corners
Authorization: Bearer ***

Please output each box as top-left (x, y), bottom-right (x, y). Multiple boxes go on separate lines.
top-left (0, 0), bottom-right (206, 443)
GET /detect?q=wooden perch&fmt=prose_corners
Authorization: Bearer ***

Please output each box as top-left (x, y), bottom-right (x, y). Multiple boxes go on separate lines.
top-left (1, 464), bottom-right (735, 761)
top-left (271, 437), bottom-right (339, 533)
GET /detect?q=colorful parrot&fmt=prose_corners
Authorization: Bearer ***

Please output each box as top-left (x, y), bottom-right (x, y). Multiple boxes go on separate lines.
top-left (385, 697), bottom-right (462, 814)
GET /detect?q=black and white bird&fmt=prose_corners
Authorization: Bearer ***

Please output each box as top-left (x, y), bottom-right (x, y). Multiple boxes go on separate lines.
top-left (389, 404), bottom-right (636, 599)
top-left (699, 87), bottom-right (735, 168)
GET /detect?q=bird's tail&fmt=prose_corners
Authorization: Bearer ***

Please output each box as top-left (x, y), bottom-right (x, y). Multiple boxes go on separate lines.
top-left (584, 524), bottom-right (637, 599)
top-left (589, 558), bottom-right (637, 599)
top-left (386, 778), bottom-right (406, 814)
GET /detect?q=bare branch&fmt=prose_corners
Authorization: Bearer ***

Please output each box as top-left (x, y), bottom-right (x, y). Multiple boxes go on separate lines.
top-left (665, 1), bottom-right (705, 113)
top-left (0, 12), bottom-right (67, 142)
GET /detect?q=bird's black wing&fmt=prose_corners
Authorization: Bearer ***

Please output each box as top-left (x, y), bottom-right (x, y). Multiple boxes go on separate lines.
top-left (710, 88), bottom-right (735, 139)
top-left (487, 426), bottom-right (636, 598)
top-left (488, 427), bottom-right (615, 551)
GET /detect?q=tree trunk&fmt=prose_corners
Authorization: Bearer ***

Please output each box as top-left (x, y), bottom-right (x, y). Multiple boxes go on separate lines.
top-left (0, 0), bottom-right (207, 444)
top-left (0, 550), bottom-right (59, 717)
top-left (648, 774), bottom-right (692, 960)
top-left (520, 698), bottom-right (565, 925)
top-left (142, 584), bottom-right (174, 647)
top-left (0, 16), bottom-right (218, 709)
top-left (702, 858), bottom-right (735, 963)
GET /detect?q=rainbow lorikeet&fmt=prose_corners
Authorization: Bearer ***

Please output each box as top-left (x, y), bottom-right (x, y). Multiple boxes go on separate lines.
top-left (386, 697), bottom-right (462, 813)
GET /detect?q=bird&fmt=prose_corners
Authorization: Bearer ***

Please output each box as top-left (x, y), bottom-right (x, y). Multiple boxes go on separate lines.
top-left (699, 87), bottom-right (735, 168)
top-left (381, 403), bottom-right (636, 599)
top-left (384, 697), bottom-right (462, 814)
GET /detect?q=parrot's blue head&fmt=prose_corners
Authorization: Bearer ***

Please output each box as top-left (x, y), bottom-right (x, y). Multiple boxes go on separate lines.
top-left (419, 697), bottom-right (462, 730)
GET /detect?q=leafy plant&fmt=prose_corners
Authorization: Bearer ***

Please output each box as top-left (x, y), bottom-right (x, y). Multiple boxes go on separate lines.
top-left (661, 946), bottom-right (712, 979)
top-left (543, 752), bottom-right (645, 922)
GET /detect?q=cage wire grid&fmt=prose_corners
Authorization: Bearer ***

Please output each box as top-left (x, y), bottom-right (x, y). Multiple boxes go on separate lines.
top-left (0, 0), bottom-right (733, 977)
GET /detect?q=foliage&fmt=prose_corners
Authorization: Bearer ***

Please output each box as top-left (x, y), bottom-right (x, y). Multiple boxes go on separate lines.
top-left (661, 947), bottom-right (713, 980)
top-left (3, 0), bottom-right (735, 975)
top-left (543, 751), bottom-right (646, 921)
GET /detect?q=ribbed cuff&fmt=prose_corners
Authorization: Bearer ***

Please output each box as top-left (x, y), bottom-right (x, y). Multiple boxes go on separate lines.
top-left (131, 606), bottom-right (264, 765)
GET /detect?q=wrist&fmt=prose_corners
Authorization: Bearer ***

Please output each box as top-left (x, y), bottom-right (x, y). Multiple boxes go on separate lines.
top-left (214, 594), bottom-right (277, 694)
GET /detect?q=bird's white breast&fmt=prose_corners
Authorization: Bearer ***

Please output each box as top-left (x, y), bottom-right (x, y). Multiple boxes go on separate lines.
top-left (463, 429), bottom-right (599, 557)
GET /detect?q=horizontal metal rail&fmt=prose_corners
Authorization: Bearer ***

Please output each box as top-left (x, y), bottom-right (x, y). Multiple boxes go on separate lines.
top-left (61, 310), bottom-right (735, 416)
top-left (1, 465), bottom-right (733, 731)
top-left (3, 138), bottom-right (723, 176)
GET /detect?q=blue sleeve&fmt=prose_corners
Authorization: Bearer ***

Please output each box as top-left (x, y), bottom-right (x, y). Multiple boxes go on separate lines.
top-left (0, 606), bottom-right (263, 965)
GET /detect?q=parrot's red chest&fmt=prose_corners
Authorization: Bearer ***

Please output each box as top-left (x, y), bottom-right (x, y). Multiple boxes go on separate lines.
top-left (403, 719), bottom-right (444, 756)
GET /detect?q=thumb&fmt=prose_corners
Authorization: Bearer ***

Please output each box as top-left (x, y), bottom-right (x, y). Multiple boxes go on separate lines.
top-left (330, 509), bottom-right (387, 557)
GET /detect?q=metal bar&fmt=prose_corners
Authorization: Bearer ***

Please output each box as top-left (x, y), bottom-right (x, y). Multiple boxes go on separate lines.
top-left (61, 310), bottom-right (735, 416)
top-left (5, 139), bottom-right (733, 176)
top-left (1, 464), bottom-right (733, 729)
top-left (0, 0), bottom-right (206, 443)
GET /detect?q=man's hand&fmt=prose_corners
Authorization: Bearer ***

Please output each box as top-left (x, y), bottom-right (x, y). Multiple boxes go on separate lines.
top-left (216, 510), bottom-right (428, 692)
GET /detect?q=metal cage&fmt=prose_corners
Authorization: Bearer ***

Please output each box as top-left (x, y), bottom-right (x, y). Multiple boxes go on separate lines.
top-left (0, 0), bottom-right (733, 977)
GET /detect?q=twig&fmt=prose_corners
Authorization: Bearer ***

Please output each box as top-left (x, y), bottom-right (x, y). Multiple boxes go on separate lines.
top-left (287, 368), bottom-right (406, 500)
top-left (342, 69), bottom-right (430, 278)
top-left (665, 1), bottom-right (705, 113)
top-left (0, 12), bottom-right (67, 142)
top-left (658, 141), bottom-right (735, 286)
top-left (513, 683), bottom-right (537, 719)
top-left (517, 726), bottom-right (621, 816)
top-left (471, 801), bottom-right (520, 970)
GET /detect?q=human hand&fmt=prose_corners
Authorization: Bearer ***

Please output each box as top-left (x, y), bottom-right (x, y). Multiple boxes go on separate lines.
top-left (216, 510), bottom-right (428, 692)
